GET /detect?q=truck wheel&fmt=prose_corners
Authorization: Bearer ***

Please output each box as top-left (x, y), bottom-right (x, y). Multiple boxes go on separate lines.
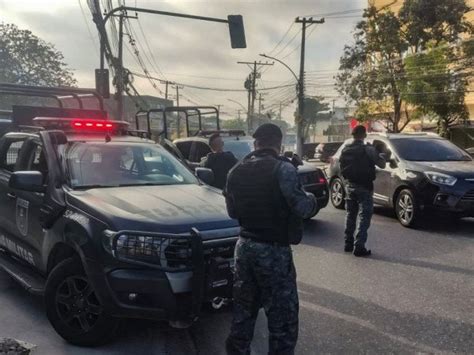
top-left (330, 178), bottom-right (345, 209)
top-left (395, 189), bottom-right (421, 228)
top-left (44, 257), bottom-right (119, 346)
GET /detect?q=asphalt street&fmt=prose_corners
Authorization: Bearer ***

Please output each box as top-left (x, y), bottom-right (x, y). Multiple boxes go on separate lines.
top-left (1, 205), bottom-right (473, 354)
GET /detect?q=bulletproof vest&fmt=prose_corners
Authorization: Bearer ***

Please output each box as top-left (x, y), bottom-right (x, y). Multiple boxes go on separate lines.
top-left (206, 152), bottom-right (237, 189)
top-left (227, 151), bottom-right (291, 244)
top-left (340, 142), bottom-right (376, 188)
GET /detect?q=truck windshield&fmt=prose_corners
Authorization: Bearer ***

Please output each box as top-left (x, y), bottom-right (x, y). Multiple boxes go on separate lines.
top-left (224, 140), bottom-right (253, 160)
top-left (63, 141), bottom-right (198, 188)
top-left (391, 138), bottom-right (472, 162)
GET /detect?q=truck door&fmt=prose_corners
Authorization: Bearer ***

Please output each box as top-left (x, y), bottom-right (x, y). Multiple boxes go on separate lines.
top-left (0, 135), bottom-right (29, 237)
top-left (11, 138), bottom-right (50, 264)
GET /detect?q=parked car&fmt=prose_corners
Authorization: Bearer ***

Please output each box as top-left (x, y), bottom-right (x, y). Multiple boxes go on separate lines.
top-left (173, 131), bottom-right (329, 213)
top-left (327, 133), bottom-right (474, 227)
top-left (315, 142), bottom-right (343, 163)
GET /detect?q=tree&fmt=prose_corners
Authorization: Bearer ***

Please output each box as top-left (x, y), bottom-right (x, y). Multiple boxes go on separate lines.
top-left (221, 118), bottom-right (246, 131)
top-left (302, 96), bottom-right (330, 139)
top-left (404, 44), bottom-right (469, 136)
top-left (0, 23), bottom-right (76, 87)
top-left (336, 1), bottom-right (472, 132)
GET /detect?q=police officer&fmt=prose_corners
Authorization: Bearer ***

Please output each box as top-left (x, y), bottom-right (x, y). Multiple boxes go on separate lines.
top-left (200, 133), bottom-right (238, 189)
top-left (224, 123), bottom-right (318, 355)
top-left (340, 125), bottom-right (387, 257)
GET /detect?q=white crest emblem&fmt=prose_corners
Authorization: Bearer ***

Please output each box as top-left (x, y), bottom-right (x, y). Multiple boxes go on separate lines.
top-left (16, 198), bottom-right (29, 237)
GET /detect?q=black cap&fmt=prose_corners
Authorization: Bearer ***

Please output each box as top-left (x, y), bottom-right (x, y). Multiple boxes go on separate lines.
top-left (352, 125), bottom-right (367, 136)
top-left (252, 123), bottom-right (283, 140)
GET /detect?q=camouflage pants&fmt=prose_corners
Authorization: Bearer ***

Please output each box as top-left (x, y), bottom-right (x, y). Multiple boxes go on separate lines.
top-left (226, 237), bottom-right (299, 355)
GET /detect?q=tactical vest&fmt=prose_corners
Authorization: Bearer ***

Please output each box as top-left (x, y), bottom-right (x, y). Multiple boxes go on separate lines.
top-left (227, 150), bottom-right (291, 245)
top-left (206, 152), bottom-right (237, 189)
top-left (340, 142), bottom-right (376, 189)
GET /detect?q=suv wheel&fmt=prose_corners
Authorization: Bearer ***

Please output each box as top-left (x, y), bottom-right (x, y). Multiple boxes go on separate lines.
top-left (395, 189), bottom-right (420, 227)
top-left (45, 257), bottom-right (119, 346)
top-left (330, 178), bottom-right (345, 209)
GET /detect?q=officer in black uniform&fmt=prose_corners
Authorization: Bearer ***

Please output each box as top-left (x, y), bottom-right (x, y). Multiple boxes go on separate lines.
top-left (340, 125), bottom-right (387, 257)
top-left (201, 133), bottom-right (238, 189)
top-left (224, 123), bottom-right (318, 355)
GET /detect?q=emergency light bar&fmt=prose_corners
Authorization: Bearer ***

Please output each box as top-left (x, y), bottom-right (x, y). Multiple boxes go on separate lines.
top-left (33, 117), bottom-right (129, 133)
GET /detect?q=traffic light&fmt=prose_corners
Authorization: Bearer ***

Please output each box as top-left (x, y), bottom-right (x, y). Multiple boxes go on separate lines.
top-left (228, 15), bottom-right (246, 49)
top-left (95, 69), bottom-right (110, 98)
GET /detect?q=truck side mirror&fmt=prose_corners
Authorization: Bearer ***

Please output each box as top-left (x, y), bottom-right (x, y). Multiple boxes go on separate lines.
top-left (195, 167), bottom-right (215, 186)
top-left (9, 171), bottom-right (45, 193)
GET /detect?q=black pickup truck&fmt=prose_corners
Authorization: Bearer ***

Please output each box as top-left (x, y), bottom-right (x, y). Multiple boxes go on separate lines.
top-left (0, 116), bottom-right (239, 345)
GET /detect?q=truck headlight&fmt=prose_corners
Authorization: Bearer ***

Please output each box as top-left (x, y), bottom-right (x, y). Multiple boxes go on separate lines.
top-left (424, 171), bottom-right (457, 186)
top-left (103, 230), bottom-right (192, 269)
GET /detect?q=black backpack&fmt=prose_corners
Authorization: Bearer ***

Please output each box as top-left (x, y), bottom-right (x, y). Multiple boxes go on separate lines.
top-left (340, 143), bottom-right (375, 185)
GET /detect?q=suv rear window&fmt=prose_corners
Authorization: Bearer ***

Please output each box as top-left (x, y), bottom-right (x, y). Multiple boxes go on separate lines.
top-left (391, 138), bottom-right (472, 162)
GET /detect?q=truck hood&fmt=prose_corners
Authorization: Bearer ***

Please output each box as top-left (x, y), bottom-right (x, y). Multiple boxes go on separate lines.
top-left (66, 184), bottom-right (239, 235)
top-left (408, 160), bottom-right (474, 179)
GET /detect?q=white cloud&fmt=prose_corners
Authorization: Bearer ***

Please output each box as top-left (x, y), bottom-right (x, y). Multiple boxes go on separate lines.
top-left (1, 0), bottom-right (365, 122)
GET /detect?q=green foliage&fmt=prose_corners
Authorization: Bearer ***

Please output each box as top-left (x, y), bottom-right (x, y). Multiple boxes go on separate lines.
top-left (221, 118), bottom-right (246, 131)
top-left (404, 44), bottom-right (469, 136)
top-left (0, 23), bottom-right (76, 87)
top-left (336, 0), bottom-right (472, 133)
top-left (302, 96), bottom-right (330, 139)
top-left (399, 0), bottom-right (473, 51)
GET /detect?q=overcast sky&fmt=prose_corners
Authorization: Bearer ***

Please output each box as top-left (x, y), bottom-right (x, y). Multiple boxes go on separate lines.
top-left (0, 0), bottom-right (365, 122)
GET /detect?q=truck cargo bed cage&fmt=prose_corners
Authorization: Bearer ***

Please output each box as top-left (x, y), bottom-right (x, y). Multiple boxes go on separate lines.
top-left (135, 106), bottom-right (220, 140)
top-left (0, 83), bottom-right (104, 111)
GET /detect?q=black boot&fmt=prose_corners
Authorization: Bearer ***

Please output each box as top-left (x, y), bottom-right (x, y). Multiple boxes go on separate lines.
top-left (353, 247), bottom-right (371, 257)
top-left (344, 242), bottom-right (354, 252)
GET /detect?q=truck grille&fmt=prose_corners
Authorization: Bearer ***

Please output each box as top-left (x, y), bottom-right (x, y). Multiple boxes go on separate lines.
top-left (461, 189), bottom-right (474, 201)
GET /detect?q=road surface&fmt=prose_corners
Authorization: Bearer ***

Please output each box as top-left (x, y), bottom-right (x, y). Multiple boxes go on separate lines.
top-left (1, 205), bottom-right (473, 354)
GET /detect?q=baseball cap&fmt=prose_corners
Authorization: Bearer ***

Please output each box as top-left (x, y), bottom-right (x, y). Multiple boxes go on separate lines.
top-left (352, 125), bottom-right (367, 136)
top-left (252, 123), bottom-right (283, 140)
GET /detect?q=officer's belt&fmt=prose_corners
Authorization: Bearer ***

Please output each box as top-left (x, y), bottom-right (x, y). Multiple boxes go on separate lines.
top-left (240, 236), bottom-right (290, 248)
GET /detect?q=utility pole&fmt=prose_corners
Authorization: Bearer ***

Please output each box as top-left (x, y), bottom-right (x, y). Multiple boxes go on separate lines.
top-left (238, 60), bottom-right (273, 133)
top-left (258, 93), bottom-right (265, 115)
top-left (165, 81), bottom-right (169, 100)
top-left (237, 109), bottom-right (241, 120)
top-left (279, 102), bottom-right (282, 120)
top-left (117, 13), bottom-right (124, 121)
top-left (295, 16), bottom-right (324, 156)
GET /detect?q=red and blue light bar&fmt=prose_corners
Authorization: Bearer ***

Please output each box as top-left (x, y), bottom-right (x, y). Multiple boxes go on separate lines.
top-left (33, 117), bottom-right (129, 133)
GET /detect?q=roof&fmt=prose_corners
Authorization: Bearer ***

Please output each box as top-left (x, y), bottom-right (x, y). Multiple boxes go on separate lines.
top-left (368, 132), bottom-right (441, 139)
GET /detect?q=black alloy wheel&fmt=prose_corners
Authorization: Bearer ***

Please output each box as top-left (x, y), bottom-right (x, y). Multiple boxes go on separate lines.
top-left (45, 257), bottom-right (119, 346)
top-left (55, 275), bottom-right (102, 333)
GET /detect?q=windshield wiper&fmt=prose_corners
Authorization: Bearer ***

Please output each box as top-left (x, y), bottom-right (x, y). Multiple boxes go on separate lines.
top-left (73, 184), bottom-right (119, 190)
top-left (117, 182), bottom-right (167, 187)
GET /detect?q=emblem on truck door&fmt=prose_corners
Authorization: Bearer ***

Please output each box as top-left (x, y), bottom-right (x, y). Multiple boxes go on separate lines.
top-left (16, 198), bottom-right (29, 237)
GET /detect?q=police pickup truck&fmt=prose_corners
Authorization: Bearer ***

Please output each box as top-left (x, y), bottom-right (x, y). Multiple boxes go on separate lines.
top-left (0, 116), bottom-right (239, 345)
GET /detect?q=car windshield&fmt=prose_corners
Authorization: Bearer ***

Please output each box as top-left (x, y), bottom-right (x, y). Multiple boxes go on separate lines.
top-left (62, 141), bottom-right (198, 188)
top-left (391, 138), bottom-right (472, 162)
top-left (224, 140), bottom-right (253, 160)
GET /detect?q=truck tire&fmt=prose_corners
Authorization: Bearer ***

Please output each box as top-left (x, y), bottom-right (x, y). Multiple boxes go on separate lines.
top-left (44, 257), bottom-right (119, 346)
